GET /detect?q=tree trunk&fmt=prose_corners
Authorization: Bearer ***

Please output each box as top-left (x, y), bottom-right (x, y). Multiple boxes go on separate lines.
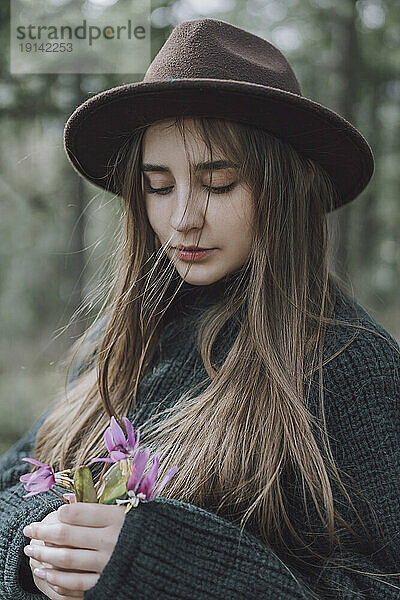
top-left (331, 0), bottom-right (360, 281)
top-left (65, 75), bottom-right (87, 343)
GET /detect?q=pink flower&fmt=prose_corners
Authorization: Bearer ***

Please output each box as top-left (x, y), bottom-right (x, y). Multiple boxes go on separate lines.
top-left (90, 416), bottom-right (140, 465)
top-left (19, 416), bottom-right (178, 510)
top-left (19, 458), bottom-right (73, 498)
top-left (116, 448), bottom-right (178, 510)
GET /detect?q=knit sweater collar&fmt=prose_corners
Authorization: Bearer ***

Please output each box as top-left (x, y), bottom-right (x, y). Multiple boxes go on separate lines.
top-left (165, 268), bottom-right (248, 320)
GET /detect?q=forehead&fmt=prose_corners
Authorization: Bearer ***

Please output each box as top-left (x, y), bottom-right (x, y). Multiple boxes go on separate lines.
top-left (141, 120), bottom-right (238, 173)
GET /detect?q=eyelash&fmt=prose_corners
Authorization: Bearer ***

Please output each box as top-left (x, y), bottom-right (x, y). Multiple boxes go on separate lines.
top-left (144, 183), bottom-right (236, 196)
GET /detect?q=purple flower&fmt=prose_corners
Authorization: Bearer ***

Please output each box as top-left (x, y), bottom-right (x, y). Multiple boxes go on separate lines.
top-left (19, 458), bottom-right (73, 498)
top-left (90, 416), bottom-right (140, 465)
top-left (116, 448), bottom-right (178, 511)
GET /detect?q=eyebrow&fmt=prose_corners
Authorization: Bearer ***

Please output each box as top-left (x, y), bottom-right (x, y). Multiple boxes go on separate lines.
top-left (141, 160), bottom-right (237, 173)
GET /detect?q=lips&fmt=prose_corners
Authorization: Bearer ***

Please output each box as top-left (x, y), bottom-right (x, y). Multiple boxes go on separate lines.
top-left (175, 246), bottom-right (213, 251)
top-left (175, 247), bottom-right (216, 262)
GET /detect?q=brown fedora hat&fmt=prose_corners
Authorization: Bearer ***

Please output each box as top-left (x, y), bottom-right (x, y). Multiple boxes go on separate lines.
top-left (63, 17), bottom-right (374, 211)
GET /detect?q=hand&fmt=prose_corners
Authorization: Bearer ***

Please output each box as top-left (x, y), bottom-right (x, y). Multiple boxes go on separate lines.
top-left (23, 502), bottom-right (127, 595)
top-left (26, 511), bottom-right (84, 599)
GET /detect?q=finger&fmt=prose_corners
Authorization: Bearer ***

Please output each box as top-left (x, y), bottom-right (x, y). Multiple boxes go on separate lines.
top-left (28, 541), bottom-right (54, 570)
top-left (46, 540), bottom-right (91, 552)
top-left (47, 582), bottom-right (84, 599)
top-left (30, 555), bottom-right (53, 571)
top-left (57, 502), bottom-right (125, 527)
top-left (25, 543), bottom-right (102, 572)
top-left (34, 574), bottom-right (83, 600)
top-left (30, 554), bottom-right (83, 580)
top-left (34, 567), bottom-right (100, 592)
top-left (28, 522), bottom-right (106, 551)
top-left (31, 561), bottom-right (83, 598)
top-left (31, 540), bottom-right (83, 571)
top-left (30, 539), bottom-right (45, 546)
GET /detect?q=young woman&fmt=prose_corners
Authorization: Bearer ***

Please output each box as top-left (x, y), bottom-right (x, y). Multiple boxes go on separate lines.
top-left (1, 18), bottom-right (399, 600)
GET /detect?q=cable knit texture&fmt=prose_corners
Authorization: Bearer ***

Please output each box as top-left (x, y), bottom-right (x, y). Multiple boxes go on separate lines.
top-left (1, 280), bottom-right (399, 600)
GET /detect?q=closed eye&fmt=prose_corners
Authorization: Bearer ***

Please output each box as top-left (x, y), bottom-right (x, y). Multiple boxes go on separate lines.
top-left (144, 183), bottom-right (237, 196)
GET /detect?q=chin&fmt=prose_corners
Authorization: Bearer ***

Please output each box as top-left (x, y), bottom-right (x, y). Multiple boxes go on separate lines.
top-left (178, 269), bottom-right (224, 286)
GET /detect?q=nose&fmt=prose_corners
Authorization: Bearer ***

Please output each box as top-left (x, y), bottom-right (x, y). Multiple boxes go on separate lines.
top-left (169, 185), bottom-right (207, 232)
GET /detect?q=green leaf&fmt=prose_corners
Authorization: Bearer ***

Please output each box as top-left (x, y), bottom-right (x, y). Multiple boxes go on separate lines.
top-left (97, 458), bottom-right (132, 505)
top-left (73, 466), bottom-right (98, 503)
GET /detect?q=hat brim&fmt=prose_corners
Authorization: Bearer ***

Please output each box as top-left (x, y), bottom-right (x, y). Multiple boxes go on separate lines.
top-left (63, 78), bottom-right (374, 211)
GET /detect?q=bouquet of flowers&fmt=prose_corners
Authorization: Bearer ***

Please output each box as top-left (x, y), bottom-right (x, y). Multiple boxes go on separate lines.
top-left (19, 416), bottom-right (178, 513)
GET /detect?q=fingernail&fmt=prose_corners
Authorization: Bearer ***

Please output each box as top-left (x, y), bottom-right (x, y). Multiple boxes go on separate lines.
top-left (23, 526), bottom-right (32, 537)
top-left (34, 568), bottom-right (47, 579)
top-left (24, 546), bottom-right (34, 556)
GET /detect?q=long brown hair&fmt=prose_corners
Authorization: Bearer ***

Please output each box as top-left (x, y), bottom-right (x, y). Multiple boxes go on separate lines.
top-left (33, 115), bottom-right (400, 597)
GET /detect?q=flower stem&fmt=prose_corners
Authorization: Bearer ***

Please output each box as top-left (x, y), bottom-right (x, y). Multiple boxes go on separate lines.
top-left (50, 488), bottom-right (69, 503)
top-left (94, 463), bottom-right (109, 494)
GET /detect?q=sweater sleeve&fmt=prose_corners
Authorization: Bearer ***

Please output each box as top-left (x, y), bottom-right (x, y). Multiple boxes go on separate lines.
top-left (0, 408), bottom-right (65, 599)
top-left (84, 495), bottom-right (314, 600)
top-left (0, 483), bottom-right (65, 600)
top-left (82, 373), bottom-right (400, 600)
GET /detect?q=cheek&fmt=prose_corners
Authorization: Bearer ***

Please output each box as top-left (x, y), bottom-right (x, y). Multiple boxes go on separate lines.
top-left (145, 199), bottom-right (167, 233)
top-left (224, 195), bottom-right (253, 245)
top-left (213, 215), bottom-right (251, 261)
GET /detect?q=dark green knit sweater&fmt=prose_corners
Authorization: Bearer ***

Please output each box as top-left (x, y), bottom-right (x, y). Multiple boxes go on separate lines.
top-left (1, 280), bottom-right (399, 600)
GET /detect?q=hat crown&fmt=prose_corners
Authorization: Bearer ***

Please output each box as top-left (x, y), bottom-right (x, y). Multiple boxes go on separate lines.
top-left (143, 18), bottom-right (302, 96)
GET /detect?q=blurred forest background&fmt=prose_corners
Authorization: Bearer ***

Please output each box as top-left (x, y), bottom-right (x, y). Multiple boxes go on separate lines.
top-left (1, 0), bottom-right (399, 455)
